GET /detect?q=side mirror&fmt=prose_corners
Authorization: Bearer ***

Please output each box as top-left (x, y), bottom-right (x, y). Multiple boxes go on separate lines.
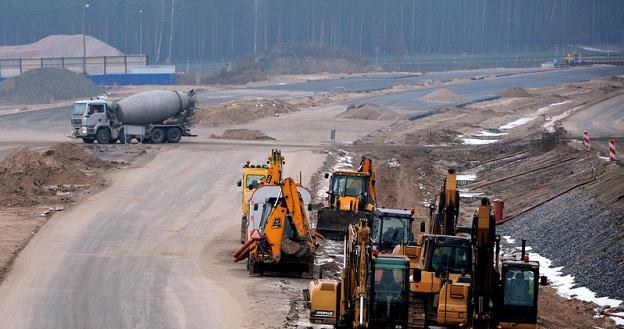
top-left (420, 222), bottom-right (426, 233)
top-left (308, 204), bottom-right (312, 211)
top-left (540, 275), bottom-right (548, 286)
top-left (413, 268), bottom-right (422, 282)
top-left (237, 180), bottom-right (242, 187)
top-left (324, 173), bottom-right (329, 179)
top-left (253, 204), bottom-right (258, 211)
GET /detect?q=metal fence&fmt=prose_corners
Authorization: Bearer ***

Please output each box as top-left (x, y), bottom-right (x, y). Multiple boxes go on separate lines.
top-left (0, 55), bottom-right (148, 78)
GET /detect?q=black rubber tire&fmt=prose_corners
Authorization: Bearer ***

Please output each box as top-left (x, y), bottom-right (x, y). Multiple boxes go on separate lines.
top-left (109, 138), bottom-right (118, 144)
top-left (82, 137), bottom-right (95, 144)
top-left (96, 128), bottom-right (111, 144)
top-left (151, 128), bottom-right (165, 143)
top-left (166, 127), bottom-right (182, 143)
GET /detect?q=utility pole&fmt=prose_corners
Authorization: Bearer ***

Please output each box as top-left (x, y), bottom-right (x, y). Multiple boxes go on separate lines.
top-left (82, 2), bottom-right (90, 75)
top-left (254, 0), bottom-right (258, 54)
top-left (139, 10), bottom-right (143, 54)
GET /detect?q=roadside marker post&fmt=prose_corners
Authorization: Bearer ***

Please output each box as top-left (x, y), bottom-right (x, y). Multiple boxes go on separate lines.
top-left (583, 131), bottom-right (591, 149)
top-left (609, 140), bottom-right (616, 161)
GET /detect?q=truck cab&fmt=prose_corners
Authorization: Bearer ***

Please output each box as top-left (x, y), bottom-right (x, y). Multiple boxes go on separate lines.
top-left (237, 162), bottom-right (268, 243)
top-left (71, 99), bottom-right (114, 144)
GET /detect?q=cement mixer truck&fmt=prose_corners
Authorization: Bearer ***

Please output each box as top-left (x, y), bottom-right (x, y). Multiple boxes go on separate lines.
top-left (70, 90), bottom-right (196, 144)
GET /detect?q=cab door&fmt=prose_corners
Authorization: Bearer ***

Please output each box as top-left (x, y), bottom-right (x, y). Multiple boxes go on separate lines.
top-left (85, 103), bottom-right (106, 127)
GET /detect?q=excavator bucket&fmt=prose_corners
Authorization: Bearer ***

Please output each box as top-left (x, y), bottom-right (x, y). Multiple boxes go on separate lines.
top-left (316, 208), bottom-right (370, 240)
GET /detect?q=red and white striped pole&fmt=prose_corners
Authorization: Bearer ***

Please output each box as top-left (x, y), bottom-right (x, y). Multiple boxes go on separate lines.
top-left (583, 131), bottom-right (591, 149)
top-left (609, 140), bottom-right (616, 161)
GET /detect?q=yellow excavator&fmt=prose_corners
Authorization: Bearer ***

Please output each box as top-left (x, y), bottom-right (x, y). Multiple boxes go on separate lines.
top-left (305, 218), bottom-right (411, 328)
top-left (316, 157), bottom-right (377, 240)
top-left (233, 177), bottom-right (318, 277)
top-left (394, 170), bottom-right (543, 328)
top-left (237, 149), bottom-right (285, 243)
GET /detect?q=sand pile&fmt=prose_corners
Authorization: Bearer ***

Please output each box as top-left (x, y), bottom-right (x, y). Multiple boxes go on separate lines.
top-left (337, 103), bottom-right (401, 121)
top-left (498, 86), bottom-right (533, 98)
top-left (0, 144), bottom-right (106, 206)
top-left (420, 89), bottom-right (464, 103)
top-left (194, 98), bottom-right (298, 126)
top-left (211, 129), bottom-right (275, 141)
top-left (0, 68), bottom-right (103, 105)
top-left (0, 35), bottom-right (123, 59)
top-left (203, 59), bottom-right (267, 85)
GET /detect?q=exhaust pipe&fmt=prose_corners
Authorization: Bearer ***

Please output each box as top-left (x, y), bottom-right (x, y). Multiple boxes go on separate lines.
top-left (521, 239), bottom-right (527, 261)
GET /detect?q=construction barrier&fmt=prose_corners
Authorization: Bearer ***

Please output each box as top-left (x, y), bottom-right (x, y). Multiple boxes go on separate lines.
top-left (609, 140), bottom-right (616, 161)
top-left (583, 131), bottom-right (591, 149)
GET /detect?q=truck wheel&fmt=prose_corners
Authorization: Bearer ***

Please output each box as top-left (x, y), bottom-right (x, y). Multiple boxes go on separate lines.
top-left (151, 128), bottom-right (165, 143)
top-left (82, 137), bottom-right (95, 144)
top-left (96, 128), bottom-right (111, 144)
top-left (166, 127), bottom-right (182, 143)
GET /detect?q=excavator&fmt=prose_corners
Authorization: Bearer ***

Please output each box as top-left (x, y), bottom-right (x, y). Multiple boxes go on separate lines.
top-left (370, 207), bottom-right (415, 254)
top-left (233, 177), bottom-right (318, 277)
top-left (394, 170), bottom-right (543, 328)
top-left (305, 218), bottom-right (411, 328)
top-left (317, 156), bottom-right (377, 240)
top-left (237, 149), bottom-right (285, 243)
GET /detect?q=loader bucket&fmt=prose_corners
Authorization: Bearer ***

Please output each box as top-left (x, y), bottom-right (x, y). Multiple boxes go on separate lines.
top-left (316, 208), bottom-right (371, 240)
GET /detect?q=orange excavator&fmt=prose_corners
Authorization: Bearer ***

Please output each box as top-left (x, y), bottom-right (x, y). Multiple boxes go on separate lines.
top-left (233, 177), bottom-right (319, 277)
top-left (316, 157), bottom-right (377, 240)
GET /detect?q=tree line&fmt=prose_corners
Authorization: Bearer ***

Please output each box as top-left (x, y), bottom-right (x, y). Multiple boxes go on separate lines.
top-left (1, 0), bottom-right (623, 64)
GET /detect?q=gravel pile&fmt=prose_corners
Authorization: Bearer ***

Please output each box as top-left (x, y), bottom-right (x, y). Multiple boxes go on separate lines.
top-left (211, 129), bottom-right (275, 140)
top-left (498, 188), bottom-right (624, 300)
top-left (337, 103), bottom-right (401, 121)
top-left (0, 68), bottom-right (103, 105)
top-left (497, 86), bottom-right (533, 98)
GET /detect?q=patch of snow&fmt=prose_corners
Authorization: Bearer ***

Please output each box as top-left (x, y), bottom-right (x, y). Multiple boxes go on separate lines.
top-left (499, 117), bottom-right (535, 130)
top-left (598, 156), bottom-right (611, 161)
top-left (461, 138), bottom-right (499, 145)
top-left (474, 130), bottom-right (508, 137)
top-left (542, 105), bottom-right (583, 132)
top-left (502, 235), bottom-right (516, 244)
top-left (500, 100), bottom-right (574, 130)
top-left (387, 158), bottom-right (400, 168)
top-left (529, 252), bottom-right (623, 308)
top-left (456, 174), bottom-right (477, 181)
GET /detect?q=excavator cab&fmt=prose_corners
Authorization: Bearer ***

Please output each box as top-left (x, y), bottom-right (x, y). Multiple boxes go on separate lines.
top-left (370, 256), bottom-right (410, 328)
top-left (498, 260), bottom-right (540, 328)
top-left (370, 208), bottom-right (415, 253)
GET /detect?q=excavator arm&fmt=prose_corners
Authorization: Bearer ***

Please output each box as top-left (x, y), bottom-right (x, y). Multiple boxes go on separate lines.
top-left (261, 149), bottom-right (285, 186)
top-left (432, 168), bottom-right (459, 236)
top-left (358, 157), bottom-right (377, 207)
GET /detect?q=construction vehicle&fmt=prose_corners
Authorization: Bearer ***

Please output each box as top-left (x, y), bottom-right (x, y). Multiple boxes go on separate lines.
top-left (243, 183), bottom-right (311, 243)
top-left (233, 177), bottom-right (317, 277)
top-left (468, 198), bottom-right (543, 329)
top-left (71, 90), bottom-right (196, 144)
top-left (431, 168), bottom-right (460, 236)
top-left (370, 208), bottom-right (415, 254)
top-left (237, 149), bottom-right (284, 243)
top-left (305, 218), bottom-right (411, 328)
top-left (317, 157), bottom-right (377, 240)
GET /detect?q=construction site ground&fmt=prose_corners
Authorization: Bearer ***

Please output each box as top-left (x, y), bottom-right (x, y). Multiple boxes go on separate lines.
top-left (0, 67), bottom-right (622, 328)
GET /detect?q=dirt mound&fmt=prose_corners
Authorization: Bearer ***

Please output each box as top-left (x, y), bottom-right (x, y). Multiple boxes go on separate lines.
top-left (420, 89), bottom-right (464, 103)
top-left (0, 144), bottom-right (106, 207)
top-left (259, 44), bottom-right (372, 75)
top-left (194, 98), bottom-right (298, 126)
top-left (0, 68), bottom-right (103, 105)
top-left (337, 103), bottom-right (401, 121)
top-left (202, 59), bottom-right (267, 85)
top-left (211, 129), bottom-right (275, 141)
top-left (497, 86), bottom-right (533, 98)
top-left (0, 34), bottom-right (123, 59)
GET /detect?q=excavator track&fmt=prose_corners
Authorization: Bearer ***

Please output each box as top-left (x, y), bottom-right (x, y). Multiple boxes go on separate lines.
top-left (408, 292), bottom-right (427, 329)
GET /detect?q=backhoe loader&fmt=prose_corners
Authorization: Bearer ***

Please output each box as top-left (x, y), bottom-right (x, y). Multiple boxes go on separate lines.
top-left (305, 218), bottom-right (410, 329)
top-left (233, 177), bottom-right (317, 277)
top-left (317, 157), bottom-right (377, 240)
top-left (237, 149), bottom-right (285, 243)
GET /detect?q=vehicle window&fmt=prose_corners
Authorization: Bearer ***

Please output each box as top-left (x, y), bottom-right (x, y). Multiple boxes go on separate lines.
top-left (503, 270), bottom-right (535, 307)
top-left (246, 174), bottom-right (265, 189)
top-left (374, 268), bottom-right (404, 301)
top-left (430, 246), bottom-right (470, 274)
top-left (259, 199), bottom-right (276, 228)
top-left (73, 103), bottom-right (86, 115)
top-left (332, 176), bottom-right (366, 196)
top-left (379, 216), bottom-right (410, 248)
top-left (88, 104), bottom-right (104, 115)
